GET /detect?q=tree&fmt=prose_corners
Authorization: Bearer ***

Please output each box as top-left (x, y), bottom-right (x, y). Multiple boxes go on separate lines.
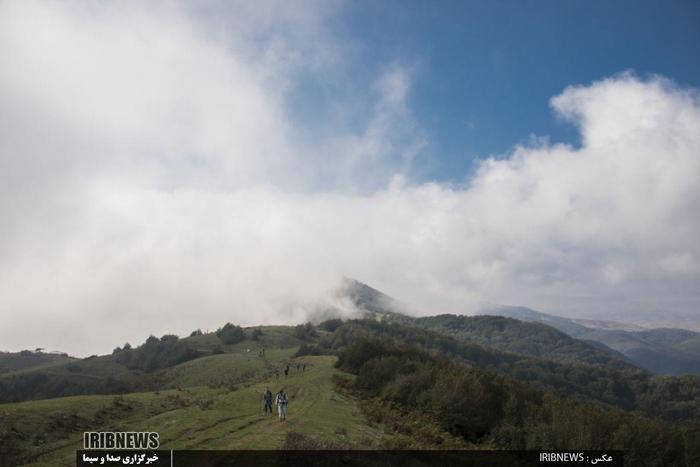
top-left (294, 323), bottom-right (318, 341)
top-left (216, 323), bottom-right (246, 345)
top-left (320, 318), bottom-right (343, 332)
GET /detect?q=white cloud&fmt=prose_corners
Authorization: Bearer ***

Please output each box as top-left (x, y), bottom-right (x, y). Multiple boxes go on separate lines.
top-left (0, 3), bottom-right (698, 355)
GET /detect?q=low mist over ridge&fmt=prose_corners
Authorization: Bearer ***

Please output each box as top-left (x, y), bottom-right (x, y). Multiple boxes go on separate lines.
top-left (6, 278), bottom-right (698, 377)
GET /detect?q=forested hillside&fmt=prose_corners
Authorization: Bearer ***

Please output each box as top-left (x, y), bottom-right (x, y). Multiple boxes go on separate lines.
top-left (485, 305), bottom-right (700, 375)
top-left (409, 314), bottom-right (634, 370)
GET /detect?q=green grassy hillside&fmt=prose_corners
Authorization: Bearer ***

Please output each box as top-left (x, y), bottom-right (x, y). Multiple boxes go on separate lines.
top-left (3, 355), bottom-right (365, 466)
top-left (0, 326), bottom-right (310, 403)
top-left (1, 330), bottom-right (467, 466)
top-left (0, 352), bottom-right (76, 375)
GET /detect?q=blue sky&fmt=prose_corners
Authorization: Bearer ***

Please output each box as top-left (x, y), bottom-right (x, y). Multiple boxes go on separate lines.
top-left (292, 0), bottom-right (700, 182)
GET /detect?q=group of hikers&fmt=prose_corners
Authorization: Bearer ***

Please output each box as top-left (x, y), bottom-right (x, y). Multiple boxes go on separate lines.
top-left (261, 362), bottom-right (308, 421)
top-left (262, 387), bottom-right (288, 421)
top-left (273, 362), bottom-right (306, 379)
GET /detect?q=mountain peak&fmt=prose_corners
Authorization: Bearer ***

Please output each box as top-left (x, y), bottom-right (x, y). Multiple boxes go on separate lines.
top-left (338, 278), bottom-right (405, 317)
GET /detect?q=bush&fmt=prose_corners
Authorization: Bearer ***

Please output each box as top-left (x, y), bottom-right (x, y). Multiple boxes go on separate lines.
top-left (336, 338), bottom-right (398, 373)
top-left (381, 367), bottom-right (435, 406)
top-left (294, 323), bottom-right (318, 341)
top-left (294, 344), bottom-right (329, 357)
top-left (216, 323), bottom-right (246, 345)
top-left (250, 329), bottom-right (263, 340)
top-left (320, 318), bottom-right (343, 332)
top-left (356, 356), bottom-right (402, 394)
top-left (115, 334), bottom-right (201, 372)
top-left (190, 329), bottom-right (203, 337)
top-left (427, 370), bottom-right (506, 440)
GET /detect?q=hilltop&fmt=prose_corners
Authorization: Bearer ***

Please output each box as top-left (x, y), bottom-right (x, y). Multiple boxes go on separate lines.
top-left (0, 351), bottom-right (76, 376)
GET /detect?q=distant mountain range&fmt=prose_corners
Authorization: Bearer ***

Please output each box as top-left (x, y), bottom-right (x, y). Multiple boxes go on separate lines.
top-left (340, 279), bottom-right (700, 376)
top-left (479, 305), bottom-right (700, 376)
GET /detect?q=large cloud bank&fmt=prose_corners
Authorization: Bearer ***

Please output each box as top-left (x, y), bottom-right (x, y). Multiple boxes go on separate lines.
top-left (1, 1), bottom-right (698, 355)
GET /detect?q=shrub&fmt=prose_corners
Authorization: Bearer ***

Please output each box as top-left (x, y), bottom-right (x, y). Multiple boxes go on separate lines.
top-left (294, 323), bottom-right (318, 341)
top-left (216, 323), bottom-right (246, 345)
top-left (320, 318), bottom-right (343, 332)
top-left (427, 370), bottom-right (507, 440)
top-left (294, 343), bottom-right (329, 357)
top-left (336, 338), bottom-right (397, 373)
top-left (356, 356), bottom-right (402, 394)
top-left (115, 334), bottom-right (201, 372)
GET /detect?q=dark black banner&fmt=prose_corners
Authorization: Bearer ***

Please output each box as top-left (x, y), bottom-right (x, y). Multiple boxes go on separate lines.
top-left (77, 450), bottom-right (624, 467)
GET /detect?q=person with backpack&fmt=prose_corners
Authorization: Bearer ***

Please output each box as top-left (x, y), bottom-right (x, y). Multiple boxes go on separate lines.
top-left (262, 387), bottom-right (273, 415)
top-left (275, 388), bottom-right (288, 421)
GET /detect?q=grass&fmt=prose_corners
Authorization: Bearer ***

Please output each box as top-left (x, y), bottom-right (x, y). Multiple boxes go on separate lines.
top-left (2, 354), bottom-right (388, 467)
top-left (1, 327), bottom-right (470, 466)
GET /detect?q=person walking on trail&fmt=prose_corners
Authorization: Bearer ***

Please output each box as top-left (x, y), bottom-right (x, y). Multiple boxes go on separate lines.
top-left (284, 365), bottom-right (289, 378)
top-left (262, 388), bottom-right (273, 415)
top-left (276, 389), bottom-right (288, 421)
top-left (302, 363), bottom-right (306, 372)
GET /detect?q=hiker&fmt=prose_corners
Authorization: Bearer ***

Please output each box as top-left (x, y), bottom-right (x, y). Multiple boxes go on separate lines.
top-left (302, 363), bottom-right (306, 372)
top-left (284, 365), bottom-right (289, 378)
top-left (276, 389), bottom-right (288, 421)
top-left (296, 363), bottom-right (300, 372)
top-left (262, 387), bottom-right (273, 415)
top-left (275, 368), bottom-right (279, 379)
